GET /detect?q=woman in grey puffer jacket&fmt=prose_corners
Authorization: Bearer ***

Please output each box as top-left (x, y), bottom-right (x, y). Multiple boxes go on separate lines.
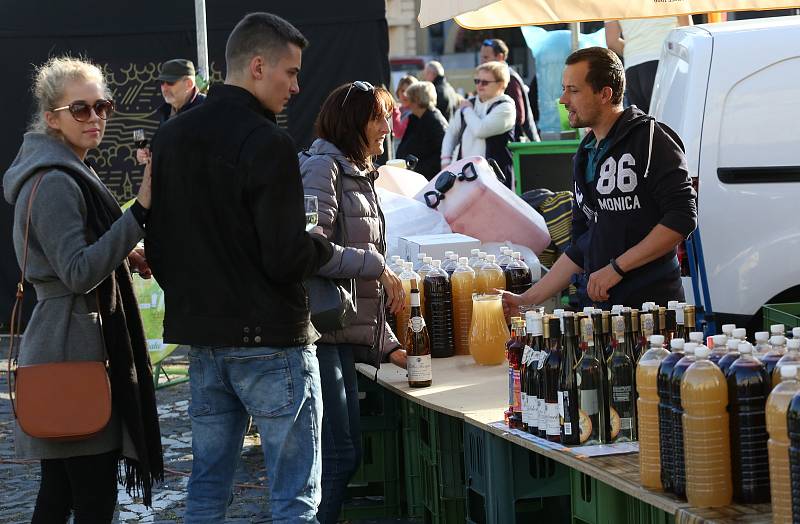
top-left (299, 82), bottom-right (406, 524)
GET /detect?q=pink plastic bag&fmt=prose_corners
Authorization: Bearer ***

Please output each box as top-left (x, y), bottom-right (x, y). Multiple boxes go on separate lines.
top-left (414, 156), bottom-right (552, 255)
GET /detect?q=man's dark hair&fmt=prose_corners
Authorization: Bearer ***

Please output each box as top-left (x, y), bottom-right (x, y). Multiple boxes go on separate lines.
top-left (565, 47), bottom-right (625, 105)
top-left (225, 13), bottom-right (308, 75)
top-left (483, 38), bottom-right (509, 58)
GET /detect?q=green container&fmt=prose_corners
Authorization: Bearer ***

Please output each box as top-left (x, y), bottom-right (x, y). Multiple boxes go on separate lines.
top-left (357, 373), bottom-right (400, 432)
top-left (762, 303), bottom-right (800, 331)
top-left (508, 139), bottom-right (581, 196)
top-left (626, 498), bottom-right (675, 524)
top-left (401, 399), bottom-right (425, 518)
top-left (570, 470), bottom-right (629, 524)
top-left (341, 429), bottom-right (403, 519)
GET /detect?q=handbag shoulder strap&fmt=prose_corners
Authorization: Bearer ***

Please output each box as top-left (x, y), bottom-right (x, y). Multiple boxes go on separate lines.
top-left (7, 171), bottom-right (48, 416)
top-left (330, 158), bottom-right (348, 245)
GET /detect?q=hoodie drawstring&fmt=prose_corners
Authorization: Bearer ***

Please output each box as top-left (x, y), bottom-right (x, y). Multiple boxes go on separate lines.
top-left (643, 119), bottom-right (655, 179)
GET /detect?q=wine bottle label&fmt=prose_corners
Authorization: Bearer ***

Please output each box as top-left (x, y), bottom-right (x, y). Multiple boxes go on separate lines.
top-left (527, 395), bottom-right (536, 425)
top-left (537, 351), bottom-right (546, 370)
top-left (612, 384), bottom-right (632, 403)
top-left (408, 355), bottom-right (432, 381)
top-left (537, 397), bottom-right (546, 429)
top-left (620, 417), bottom-right (632, 430)
top-left (410, 315), bottom-right (425, 333)
top-left (512, 370), bottom-right (521, 411)
top-left (521, 393), bottom-right (530, 424)
top-left (558, 391), bottom-right (564, 418)
top-left (546, 403), bottom-right (561, 435)
top-left (579, 389), bottom-right (599, 416)
top-left (522, 345), bottom-right (533, 365)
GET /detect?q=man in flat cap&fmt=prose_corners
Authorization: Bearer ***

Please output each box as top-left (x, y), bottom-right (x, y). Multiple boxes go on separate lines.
top-left (137, 59), bottom-right (206, 164)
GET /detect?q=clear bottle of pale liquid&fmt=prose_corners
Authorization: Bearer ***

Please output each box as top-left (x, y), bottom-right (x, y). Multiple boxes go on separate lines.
top-left (774, 339), bottom-right (800, 386)
top-left (397, 262), bottom-right (421, 348)
top-left (468, 292), bottom-right (508, 365)
top-left (467, 249), bottom-right (481, 269)
top-left (682, 345), bottom-right (733, 508)
top-left (766, 365), bottom-right (800, 524)
top-left (637, 334), bottom-right (670, 490)
top-left (451, 257), bottom-right (475, 356)
top-left (475, 255), bottom-right (505, 295)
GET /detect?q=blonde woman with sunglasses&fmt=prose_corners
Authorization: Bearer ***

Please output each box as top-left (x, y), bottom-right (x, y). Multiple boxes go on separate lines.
top-left (440, 60), bottom-right (517, 187)
top-left (3, 56), bottom-right (162, 522)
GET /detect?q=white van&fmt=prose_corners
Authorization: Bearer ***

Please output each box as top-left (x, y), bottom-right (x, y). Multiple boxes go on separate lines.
top-left (651, 16), bottom-right (800, 331)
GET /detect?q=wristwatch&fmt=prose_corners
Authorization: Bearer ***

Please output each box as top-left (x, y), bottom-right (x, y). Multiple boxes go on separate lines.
top-left (610, 258), bottom-right (626, 278)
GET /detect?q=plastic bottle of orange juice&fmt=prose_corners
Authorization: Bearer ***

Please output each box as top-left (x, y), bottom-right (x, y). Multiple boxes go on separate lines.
top-left (451, 257), bottom-right (475, 356)
top-left (637, 334), bottom-right (669, 490)
top-left (766, 365), bottom-right (800, 524)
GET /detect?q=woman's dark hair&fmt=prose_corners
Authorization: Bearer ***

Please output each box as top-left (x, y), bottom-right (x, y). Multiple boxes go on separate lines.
top-left (315, 83), bottom-right (395, 170)
top-left (565, 47), bottom-right (625, 106)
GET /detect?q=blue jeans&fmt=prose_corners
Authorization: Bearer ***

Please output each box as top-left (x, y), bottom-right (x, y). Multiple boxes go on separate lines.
top-left (316, 344), bottom-right (363, 524)
top-left (185, 345), bottom-right (322, 523)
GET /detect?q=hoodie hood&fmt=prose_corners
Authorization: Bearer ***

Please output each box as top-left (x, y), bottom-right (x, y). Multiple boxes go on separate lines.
top-left (3, 132), bottom-right (94, 205)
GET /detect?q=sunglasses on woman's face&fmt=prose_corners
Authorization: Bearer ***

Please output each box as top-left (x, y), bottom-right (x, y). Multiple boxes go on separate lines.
top-left (474, 78), bottom-right (500, 86)
top-left (341, 81), bottom-right (375, 108)
top-left (51, 99), bottom-right (115, 122)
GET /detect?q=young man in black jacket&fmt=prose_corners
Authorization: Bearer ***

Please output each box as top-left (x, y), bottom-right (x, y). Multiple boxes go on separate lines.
top-left (504, 46), bottom-right (697, 311)
top-left (146, 13), bottom-right (333, 522)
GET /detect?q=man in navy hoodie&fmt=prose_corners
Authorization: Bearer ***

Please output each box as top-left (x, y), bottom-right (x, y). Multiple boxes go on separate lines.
top-left (504, 46), bottom-right (696, 310)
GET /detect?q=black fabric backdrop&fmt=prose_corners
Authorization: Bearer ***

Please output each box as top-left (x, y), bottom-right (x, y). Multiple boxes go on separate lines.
top-left (0, 0), bottom-right (390, 328)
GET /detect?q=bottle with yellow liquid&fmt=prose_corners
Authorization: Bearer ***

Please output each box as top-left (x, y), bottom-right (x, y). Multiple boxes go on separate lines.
top-left (468, 292), bottom-right (508, 365)
top-left (637, 334), bottom-right (669, 490)
top-left (774, 339), bottom-right (800, 386)
top-left (451, 257), bottom-right (475, 356)
top-left (682, 345), bottom-right (733, 508)
top-left (766, 365), bottom-right (800, 524)
top-left (397, 262), bottom-right (420, 348)
top-left (475, 255), bottom-right (505, 295)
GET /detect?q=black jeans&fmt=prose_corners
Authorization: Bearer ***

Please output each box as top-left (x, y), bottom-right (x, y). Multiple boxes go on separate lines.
top-left (315, 343), bottom-right (363, 524)
top-left (32, 449), bottom-right (119, 523)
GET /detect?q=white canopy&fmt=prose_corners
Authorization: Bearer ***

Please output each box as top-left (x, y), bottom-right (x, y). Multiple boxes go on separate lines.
top-left (418, 0), bottom-right (800, 28)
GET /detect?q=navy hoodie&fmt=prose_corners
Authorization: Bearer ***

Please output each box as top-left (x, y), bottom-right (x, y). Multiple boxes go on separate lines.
top-left (564, 106), bottom-right (697, 306)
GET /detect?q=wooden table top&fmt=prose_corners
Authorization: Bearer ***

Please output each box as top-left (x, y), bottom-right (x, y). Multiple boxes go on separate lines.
top-left (356, 356), bottom-right (771, 523)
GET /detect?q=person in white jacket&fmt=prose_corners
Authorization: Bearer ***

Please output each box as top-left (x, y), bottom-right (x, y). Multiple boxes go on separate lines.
top-left (440, 61), bottom-right (516, 187)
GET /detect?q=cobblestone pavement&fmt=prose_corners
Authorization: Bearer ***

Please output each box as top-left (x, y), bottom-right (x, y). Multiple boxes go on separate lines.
top-left (1, 347), bottom-right (416, 524)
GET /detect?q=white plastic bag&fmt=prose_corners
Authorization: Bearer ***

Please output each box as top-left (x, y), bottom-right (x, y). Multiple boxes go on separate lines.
top-left (378, 188), bottom-right (452, 258)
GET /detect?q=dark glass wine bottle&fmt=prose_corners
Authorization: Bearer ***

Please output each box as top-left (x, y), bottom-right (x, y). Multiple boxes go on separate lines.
top-left (608, 315), bottom-right (636, 442)
top-left (406, 280), bottom-right (432, 388)
top-left (559, 313), bottom-right (580, 445)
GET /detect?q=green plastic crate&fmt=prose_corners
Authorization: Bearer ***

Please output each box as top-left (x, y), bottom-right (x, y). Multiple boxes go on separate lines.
top-left (357, 373), bottom-right (400, 432)
top-left (570, 470), bottom-right (629, 524)
top-left (341, 428), bottom-right (403, 519)
top-left (401, 399), bottom-right (467, 523)
top-left (626, 498), bottom-right (675, 524)
top-left (763, 303), bottom-right (800, 332)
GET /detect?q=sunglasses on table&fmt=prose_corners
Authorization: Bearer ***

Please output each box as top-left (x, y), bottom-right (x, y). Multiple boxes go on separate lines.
top-left (474, 78), bottom-right (501, 86)
top-left (341, 81), bottom-right (375, 107)
top-left (51, 99), bottom-right (115, 122)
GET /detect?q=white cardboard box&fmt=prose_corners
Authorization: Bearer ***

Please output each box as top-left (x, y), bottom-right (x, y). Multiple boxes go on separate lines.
top-left (399, 233), bottom-right (481, 264)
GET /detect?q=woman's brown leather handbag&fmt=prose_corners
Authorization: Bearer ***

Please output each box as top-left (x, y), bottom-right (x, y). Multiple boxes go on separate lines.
top-left (6, 172), bottom-right (111, 441)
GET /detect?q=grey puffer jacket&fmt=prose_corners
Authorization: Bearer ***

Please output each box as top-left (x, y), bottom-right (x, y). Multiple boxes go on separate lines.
top-left (299, 139), bottom-right (401, 358)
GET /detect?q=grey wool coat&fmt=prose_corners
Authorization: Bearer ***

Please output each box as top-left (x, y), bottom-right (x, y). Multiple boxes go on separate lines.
top-left (299, 139), bottom-right (401, 356)
top-left (3, 132), bottom-right (142, 459)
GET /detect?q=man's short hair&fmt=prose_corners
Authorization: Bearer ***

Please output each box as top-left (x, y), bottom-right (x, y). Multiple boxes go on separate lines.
top-left (482, 38), bottom-right (509, 58)
top-left (565, 47), bottom-right (625, 106)
top-left (425, 60), bottom-right (444, 78)
top-left (476, 61), bottom-right (510, 88)
top-left (225, 12), bottom-right (308, 76)
top-left (405, 81), bottom-right (437, 110)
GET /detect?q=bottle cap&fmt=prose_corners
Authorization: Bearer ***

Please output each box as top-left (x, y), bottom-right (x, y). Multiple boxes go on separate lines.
top-left (513, 251), bottom-right (521, 259)
top-left (793, 327), bottom-right (800, 339)
top-left (667, 300), bottom-right (679, 310)
top-left (423, 256), bottom-right (432, 264)
top-left (782, 365), bottom-right (798, 379)
top-left (770, 335), bottom-right (786, 346)
top-left (738, 342), bottom-right (754, 354)
top-left (459, 257), bottom-right (469, 265)
top-left (450, 253), bottom-right (458, 260)
top-left (391, 255), bottom-right (401, 261)
top-left (479, 251), bottom-right (487, 258)
top-left (583, 307), bottom-right (595, 315)
top-left (733, 328), bottom-right (747, 339)
top-left (611, 305), bottom-right (624, 315)
top-left (443, 250), bottom-right (453, 257)
top-left (772, 324), bottom-right (786, 335)
top-left (755, 331), bottom-right (769, 342)
top-left (432, 260), bottom-right (442, 268)
top-left (789, 339), bottom-right (800, 350)
top-left (419, 252), bottom-right (428, 260)
top-left (689, 332), bottom-right (704, 343)
top-left (695, 346), bottom-right (711, 359)
top-left (650, 334), bottom-right (665, 346)
top-left (683, 342), bottom-right (698, 354)
top-left (722, 324), bottom-right (736, 335)
top-left (404, 262), bottom-right (413, 270)
top-left (727, 339), bottom-right (740, 351)
top-left (670, 338), bottom-right (684, 350)
top-left (553, 309), bottom-right (564, 317)
top-left (470, 248), bottom-right (480, 255)
top-left (712, 334), bottom-right (727, 347)
top-left (486, 254), bottom-right (496, 263)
